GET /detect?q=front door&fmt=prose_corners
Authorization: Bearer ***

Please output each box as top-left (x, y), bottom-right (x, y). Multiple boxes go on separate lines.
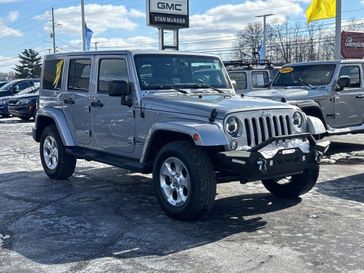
top-left (91, 56), bottom-right (135, 154)
top-left (334, 64), bottom-right (364, 128)
top-left (63, 58), bottom-right (92, 145)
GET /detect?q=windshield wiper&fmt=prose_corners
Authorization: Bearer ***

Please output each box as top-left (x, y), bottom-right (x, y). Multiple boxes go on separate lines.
top-left (144, 85), bottom-right (189, 94)
top-left (297, 78), bottom-right (314, 88)
top-left (186, 84), bottom-right (225, 94)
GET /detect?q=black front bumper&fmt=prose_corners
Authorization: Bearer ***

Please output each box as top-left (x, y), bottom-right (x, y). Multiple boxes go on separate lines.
top-left (218, 134), bottom-right (330, 183)
top-left (8, 105), bottom-right (33, 118)
top-left (0, 105), bottom-right (9, 115)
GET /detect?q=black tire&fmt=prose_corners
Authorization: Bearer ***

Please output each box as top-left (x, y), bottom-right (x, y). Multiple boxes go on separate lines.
top-left (262, 165), bottom-right (319, 198)
top-left (40, 125), bottom-right (76, 180)
top-left (153, 141), bottom-right (216, 220)
top-left (31, 108), bottom-right (37, 120)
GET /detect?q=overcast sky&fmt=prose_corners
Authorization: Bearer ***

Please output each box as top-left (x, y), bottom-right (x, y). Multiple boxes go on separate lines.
top-left (0, 0), bottom-right (363, 72)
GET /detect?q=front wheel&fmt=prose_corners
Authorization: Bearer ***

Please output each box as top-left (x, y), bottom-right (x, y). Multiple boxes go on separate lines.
top-left (40, 125), bottom-right (76, 180)
top-left (262, 166), bottom-right (319, 198)
top-left (153, 141), bottom-right (216, 220)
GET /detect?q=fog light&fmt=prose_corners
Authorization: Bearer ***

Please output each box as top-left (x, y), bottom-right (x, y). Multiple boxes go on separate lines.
top-left (231, 141), bottom-right (238, 150)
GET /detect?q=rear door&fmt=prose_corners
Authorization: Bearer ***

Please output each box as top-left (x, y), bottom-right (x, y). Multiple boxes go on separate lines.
top-left (63, 58), bottom-right (93, 146)
top-left (334, 64), bottom-right (364, 127)
top-left (91, 55), bottom-right (135, 154)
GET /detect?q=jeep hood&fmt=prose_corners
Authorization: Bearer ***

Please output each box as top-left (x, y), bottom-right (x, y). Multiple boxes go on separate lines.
top-left (246, 88), bottom-right (327, 101)
top-left (142, 93), bottom-right (294, 119)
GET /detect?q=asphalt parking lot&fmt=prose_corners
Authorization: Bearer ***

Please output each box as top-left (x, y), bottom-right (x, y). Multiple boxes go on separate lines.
top-left (0, 118), bottom-right (363, 273)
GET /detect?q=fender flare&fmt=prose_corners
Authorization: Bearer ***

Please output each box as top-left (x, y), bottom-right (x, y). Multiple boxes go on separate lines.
top-left (35, 108), bottom-right (75, 146)
top-left (306, 116), bottom-right (327, 135)
top-left (295, 101), bottom-right (325, 123)
top-left (141, 121), bottom-right (229, 163)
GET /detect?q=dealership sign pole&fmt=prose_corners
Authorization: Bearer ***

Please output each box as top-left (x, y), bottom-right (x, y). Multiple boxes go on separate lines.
top-left (335, 0), bottom-right (342, 60)
top-left (147, 0), bottom-right (190, 50)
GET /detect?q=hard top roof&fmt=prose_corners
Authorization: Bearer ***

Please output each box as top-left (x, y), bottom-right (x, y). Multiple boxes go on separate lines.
top-left (44, 50), bottom-right (220, 59)
top-left (283, 59), bottom-right (364, 66)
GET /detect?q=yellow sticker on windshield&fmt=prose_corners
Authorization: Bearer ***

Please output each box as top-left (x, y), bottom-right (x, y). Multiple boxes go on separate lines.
top-left (280, 67), bottom-right (294, 74)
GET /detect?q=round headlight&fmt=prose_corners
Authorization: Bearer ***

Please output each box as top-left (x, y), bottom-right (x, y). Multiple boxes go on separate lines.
top-left (292, 111), bottom-right (305, 131)
top-left (226, 116), bottom-right (240, 137)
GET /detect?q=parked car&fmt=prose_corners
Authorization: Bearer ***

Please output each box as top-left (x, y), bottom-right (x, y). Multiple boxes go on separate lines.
top-left (246, 60), bottom-right (364, 136)
top-left (7, 87), bottom-right (39, 120)
top-left (0, 81), bottom-right (9, 88)
top-left (224, 60), bottom-right (279, 94)
top-left (0, 86), bottom-right (38, 118)
top-left (0, 78), bottom-right (40, 98)
top-left (33, 51), bottom-right (329, 220)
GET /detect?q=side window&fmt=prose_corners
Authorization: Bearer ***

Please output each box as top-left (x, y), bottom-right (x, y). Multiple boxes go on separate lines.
top-left (15, 81), bottom-right (30, 91)
top-left (251, 71), bottom-right (270, 88)
top-left (229, 72), bottom-right (247, 90)
top-left (43, 59), bottom-right (64, 90)
top-left (68, 59), bottom-right (91, 91)
top-left (339, 66), bottom-right (361, 88)
top-left (98, 59), bottom-right (129, 94)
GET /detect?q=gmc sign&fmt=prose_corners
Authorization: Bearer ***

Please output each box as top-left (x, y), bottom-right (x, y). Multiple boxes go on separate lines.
top-left (157, 2), bottom-right (183, 12)
top-left (147, 0), bottom-right (189, 29)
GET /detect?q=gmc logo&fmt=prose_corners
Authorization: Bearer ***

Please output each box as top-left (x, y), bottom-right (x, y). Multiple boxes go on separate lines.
top-left (157, 2), bottom-right (183, 11)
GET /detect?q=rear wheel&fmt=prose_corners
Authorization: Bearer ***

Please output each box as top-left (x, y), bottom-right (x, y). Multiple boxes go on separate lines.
top-left (153, 141), bottom-right (216, 220)
top-left (40, 125), bottom-right (76, 180)
top-left (262, 166), bottom-right (319, 198)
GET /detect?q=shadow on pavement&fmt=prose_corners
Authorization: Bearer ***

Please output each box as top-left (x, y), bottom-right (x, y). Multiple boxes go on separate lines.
top-left (316, 173), bottom-right (364, 204)
top-left (0, 168), bottom-right (301, 264)
top-left (327, 142), bottom-right (364, 156)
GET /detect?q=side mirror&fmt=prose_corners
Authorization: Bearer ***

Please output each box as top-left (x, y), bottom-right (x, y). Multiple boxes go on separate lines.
top-left (231, 80), bottom-right (237, 90)
top-left (11, 86), bottom-right (19, 94)
top-left (108, 80), bottom-right (133, 107)
top-left (108, 80), bottom-right (130, 97)
top-left (336, 75), bottom-right (351, 91)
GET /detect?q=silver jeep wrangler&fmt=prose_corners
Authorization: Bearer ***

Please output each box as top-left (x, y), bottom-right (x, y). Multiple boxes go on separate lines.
top-left (246, 60), bottom-right (364, 136)
top-left (33, 51), bottom-right (329, 220)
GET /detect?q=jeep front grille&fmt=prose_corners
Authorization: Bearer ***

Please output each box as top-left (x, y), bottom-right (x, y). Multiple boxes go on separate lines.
top-left (243, 115), bottom-right (292, 146)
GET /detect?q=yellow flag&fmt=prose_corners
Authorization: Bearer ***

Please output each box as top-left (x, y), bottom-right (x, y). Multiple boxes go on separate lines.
top-left (52, 59), bottom-right (64, 88)
top-left (306, 0), bottom-right (336, 23)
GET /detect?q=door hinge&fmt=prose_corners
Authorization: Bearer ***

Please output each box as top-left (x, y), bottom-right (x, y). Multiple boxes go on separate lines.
top-left (88, 106), bottom-right (91, 113)
top-left (88, 130), bottom-right (92, 137)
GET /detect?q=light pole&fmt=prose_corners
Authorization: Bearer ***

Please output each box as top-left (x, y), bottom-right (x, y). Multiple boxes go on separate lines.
top-left (51, 8), bottom-right (56, 53)
top-left (256, 14), bottom-right (274, 60)
top-left (81, 0), bottom-right (86, 51)
top-left (335, 0), bottom-right (342, 60)
top-left (94, 42), bottom-right (99, 51)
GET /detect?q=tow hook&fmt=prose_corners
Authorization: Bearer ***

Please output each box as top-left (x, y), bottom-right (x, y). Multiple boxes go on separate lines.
top-left (257, 159), bottom-right (268, 173)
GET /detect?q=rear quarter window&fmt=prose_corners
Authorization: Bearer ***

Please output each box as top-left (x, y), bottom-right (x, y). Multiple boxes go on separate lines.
top-left (251, 71), bottom-right (270, 88)
top-left (229, 72), bottom-right (247, 90)
top-left (42, 59), bottom-right (64, 90)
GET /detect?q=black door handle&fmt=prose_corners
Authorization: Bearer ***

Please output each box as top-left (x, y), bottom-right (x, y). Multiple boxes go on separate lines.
top-left (91, 100), bottom-right (104, 108)
top-left (356, 95), bottom-right (364, 99)
top-left (64, 98), bottom-right (75, 105)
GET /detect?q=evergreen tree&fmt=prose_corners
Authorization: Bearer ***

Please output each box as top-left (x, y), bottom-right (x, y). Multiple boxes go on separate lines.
top-left (14, 49), bottom-right (42, 79)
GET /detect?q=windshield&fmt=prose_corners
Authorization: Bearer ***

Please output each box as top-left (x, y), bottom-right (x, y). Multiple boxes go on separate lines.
top-left (272, 64), bottom-right (336, 87)
top-left (0, 80), bottom-right (17, 91)
top-left (134, 54), bottom-right (231, 90)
